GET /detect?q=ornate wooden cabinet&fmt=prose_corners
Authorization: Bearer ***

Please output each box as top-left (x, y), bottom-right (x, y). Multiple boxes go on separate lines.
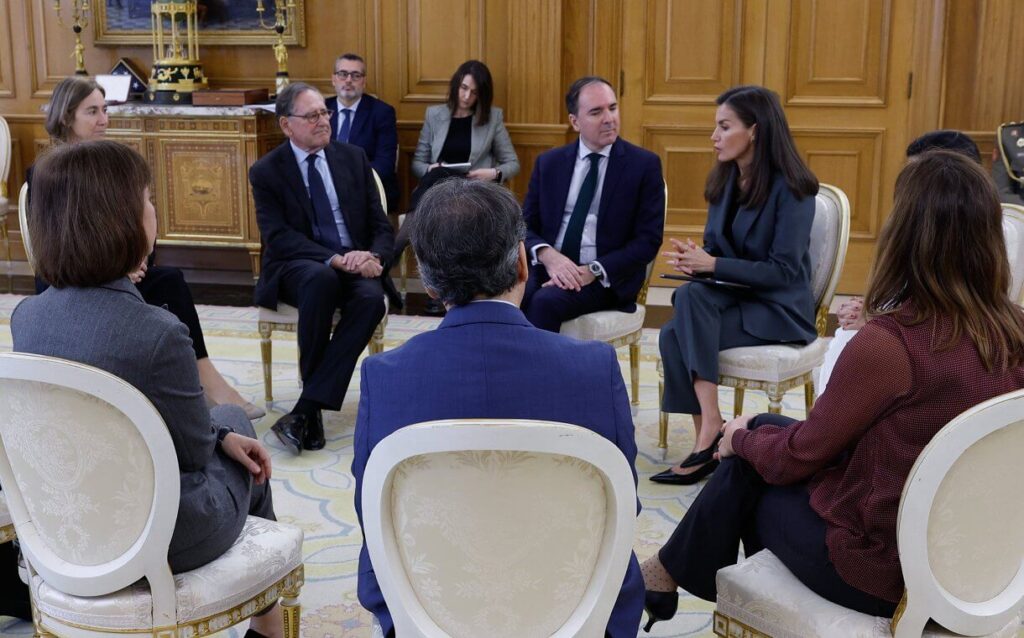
top-left (106, 105), bottom-right (284, 276)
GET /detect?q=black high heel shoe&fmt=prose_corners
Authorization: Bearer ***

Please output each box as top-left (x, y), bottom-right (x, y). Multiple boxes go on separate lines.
top-left (648, 459), bottom-right (719, 485)
top-left (642, 590), bottom-right (679, 632)
top-left (679, 431), bottom-right (724, 469)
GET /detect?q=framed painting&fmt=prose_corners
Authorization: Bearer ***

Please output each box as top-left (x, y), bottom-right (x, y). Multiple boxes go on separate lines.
top-left (93, 0), bottom-right (307, 47)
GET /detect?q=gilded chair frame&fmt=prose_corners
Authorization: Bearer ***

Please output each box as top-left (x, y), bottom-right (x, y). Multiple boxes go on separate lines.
top-left (0, 115), bottom-right (11, 262)
top-left (257, 170), bottom-right (389, 405)
top-left (0, 352), bottom-right (305, 638)
top-left (656, 183), bottom-right (851, 457)
top-left (18, 182), bottom-right (31, 272)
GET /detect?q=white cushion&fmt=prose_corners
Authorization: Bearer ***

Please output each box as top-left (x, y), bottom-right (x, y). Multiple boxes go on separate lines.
top-left (0, 492), bottom-right (10, 527)
top-left (716, 550), bottom-right (1021, 638)
top-left (391, 450), bottom-right (607, 637)
top-left (32, 516), bottom-right (303, 631)
top-left (560, 306), bottom-right (645, 342)
top-left (718, 338), bottom-right (829, 383)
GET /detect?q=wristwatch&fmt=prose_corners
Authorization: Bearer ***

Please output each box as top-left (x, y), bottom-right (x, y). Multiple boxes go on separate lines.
top-left (216, 426), bottom-right (234, 445)
top-left (588, 262), bottom-right (605, 281)
top-left (494, 169), bottom-right (503, 183)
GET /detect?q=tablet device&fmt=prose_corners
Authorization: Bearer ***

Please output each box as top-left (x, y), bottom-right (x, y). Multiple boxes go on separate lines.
top-left (440, 162), bottom-right (472, 173)
top-left (660, 273), bottom-right (751, 289)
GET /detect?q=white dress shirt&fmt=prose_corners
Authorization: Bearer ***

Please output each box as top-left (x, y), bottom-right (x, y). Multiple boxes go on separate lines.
top-left (531, 137), bottom-right (612, 286)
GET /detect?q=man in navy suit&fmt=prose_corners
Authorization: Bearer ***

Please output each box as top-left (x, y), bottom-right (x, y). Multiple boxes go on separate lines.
top-left (352, 179), bottom-right (644, 637)
top-left (325, 53), bottom-right (400, 211)
top-left (522, 76), bottom-right (665, 332)
top-left (250, 82), bottom-right (394, 454)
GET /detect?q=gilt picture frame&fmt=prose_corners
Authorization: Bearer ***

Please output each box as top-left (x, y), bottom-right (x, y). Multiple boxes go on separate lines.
top-left (93, 0), bottom-right (307, 47)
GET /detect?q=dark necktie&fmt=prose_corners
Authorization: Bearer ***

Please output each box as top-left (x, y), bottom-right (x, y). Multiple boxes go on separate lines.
top-left (306, 155), bottom-right (344, 253)
top-left (338, 108), bottom-right (352, 143)
top-left (561, 152), bottom-right (602, 264)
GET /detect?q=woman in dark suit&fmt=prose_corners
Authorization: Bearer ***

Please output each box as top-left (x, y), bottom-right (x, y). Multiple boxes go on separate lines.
top-left (12, 140), bottom-right (284, 638)
top-left (32, 76), bottom-right (263, 419)
top-left (652, 85), bottom-right (818, 485)
top-left (639, 149), bottom-right (1024, 630)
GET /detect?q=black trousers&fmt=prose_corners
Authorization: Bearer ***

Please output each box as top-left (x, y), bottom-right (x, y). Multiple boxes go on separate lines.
top-left (658, 413), bottom-right (898, 617)
top-left (36, 265), bottom-right (209, 360)
top-left (659, 283), bottom-right (773, 414)
top-left (278, 261), bottom-right (385, 411)
top-left (521, 266), bottom-right (619, 332)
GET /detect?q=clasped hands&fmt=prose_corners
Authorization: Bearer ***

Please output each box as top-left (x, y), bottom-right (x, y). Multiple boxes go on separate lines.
top-left (837, 296), bottom-right (865, 330)
top-left (538, 247), bottom-right (595, 291)
top-left (663, 237), bottom-right (716, 275)
top-left (330, 250), bottom-right (382, 278)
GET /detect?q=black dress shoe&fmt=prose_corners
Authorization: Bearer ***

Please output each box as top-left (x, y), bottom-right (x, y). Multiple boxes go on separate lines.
top-left (642, 590), bottom-right (679, 632)
top-left (649, 459), bottom-right (719, 485)
top-left (302, 409), bottom-right (325, 451)
top-left (271, 413), bottom-right (306, 455)
top-left (679, 431), bottom-right (724, 469)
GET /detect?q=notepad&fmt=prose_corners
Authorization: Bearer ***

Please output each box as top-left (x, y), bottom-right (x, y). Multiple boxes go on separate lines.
top-left (659, 273), bottom-right (751, 289)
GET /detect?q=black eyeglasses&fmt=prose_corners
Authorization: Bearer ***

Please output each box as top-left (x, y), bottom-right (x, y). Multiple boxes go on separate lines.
top-left (287, 109), bottom-right (334, 124)
top-left (333, 70), bottom-right (366, 80)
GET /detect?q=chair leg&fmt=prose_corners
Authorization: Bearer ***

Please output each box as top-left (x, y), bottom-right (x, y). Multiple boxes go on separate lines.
top-left (399, 250), bottom-right (408, 314)
top-left (281, 583), bottom-right (303, 638)
top-left (1, 222), bottom-right (10, 264)
top-left (767, 387), bottom-right (783, 414)
top-left (804, 381), bottom-right (815, 415)
top-left (733, 387), bottom-right (745, 417)
top-left (369, 320), bottom-right (384, 355)
top-left (258, 323), bottom-right (273, 406)
top-left (629, 343), bottom-right (640, 416)
top-left (657, 374), bottom-right (668, 460)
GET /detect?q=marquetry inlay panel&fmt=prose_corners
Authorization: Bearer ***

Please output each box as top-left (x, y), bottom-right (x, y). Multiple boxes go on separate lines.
top-left (785, 0), bottom-right (892, 106)
top-left (161, 142), bottom-right (243, 238)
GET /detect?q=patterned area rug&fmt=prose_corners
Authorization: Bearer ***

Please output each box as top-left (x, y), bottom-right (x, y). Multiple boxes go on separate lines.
top-left (0, 294), bottom-right (814, 638)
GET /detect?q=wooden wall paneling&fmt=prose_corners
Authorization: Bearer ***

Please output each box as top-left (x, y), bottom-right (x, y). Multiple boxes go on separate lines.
top-left (400, 0), bottom-right (484, 102)
top-left (906, 0), bottom-right (947, 139)
top-left (645, 0), bottom-right (743, 105)
top-left (505, 0), bottom-right (562, 124)
top-left (786, 0), bottom-right (892, 106)
top-left (0, 0), bottom-right (15, 98)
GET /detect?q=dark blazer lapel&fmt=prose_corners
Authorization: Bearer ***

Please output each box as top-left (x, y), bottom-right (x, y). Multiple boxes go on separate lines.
top-left (545, 143), bottom-right (577, 242)
top-left (350, 95), bottom-right (371, 144)
top-left (279, 145), bottom-right (316, 228)
top-left (731, 181), bottom-right (768, 253)
top-left (596, 139), bottom-right (626, 236)
top-left (708, 172), bottom-right (738, 258)
top-left (324, 144), bottom-right (361, 243)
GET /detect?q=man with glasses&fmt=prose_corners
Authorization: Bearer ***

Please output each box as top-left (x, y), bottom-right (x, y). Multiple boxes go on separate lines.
top-left (250, 82), bottom-right (394, 454)
top-left (326, 53), bottom-right (399, 212)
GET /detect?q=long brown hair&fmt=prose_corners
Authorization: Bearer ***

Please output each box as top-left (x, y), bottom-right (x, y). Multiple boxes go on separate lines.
top-left (30, 140), bottom-right (152, 288)
top-left (865, 149), bottom-right (1024, 371)
top-left (446, 60), bottom-right (493, 126)
top-left (704, 85), bottom-right (817, 208)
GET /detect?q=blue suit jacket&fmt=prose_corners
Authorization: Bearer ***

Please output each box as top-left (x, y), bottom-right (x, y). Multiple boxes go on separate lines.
top-left (705, 171), bottom-right (817, 343)
top-left (326, 94), bottom-right (399, 211)
top-left (352, 301), bottom-right (644, 637)
top-left (523, 138), bottom-right (665, 306)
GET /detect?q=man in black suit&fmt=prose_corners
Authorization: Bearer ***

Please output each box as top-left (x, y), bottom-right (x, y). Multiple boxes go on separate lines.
top-left (325, 53), bottom-right (400, 212)
top-left (250, 82), bottom-right (394, 453)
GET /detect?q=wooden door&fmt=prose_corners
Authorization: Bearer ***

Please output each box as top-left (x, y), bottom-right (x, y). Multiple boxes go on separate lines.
top-left (621, 0), bottom-right (917, 293)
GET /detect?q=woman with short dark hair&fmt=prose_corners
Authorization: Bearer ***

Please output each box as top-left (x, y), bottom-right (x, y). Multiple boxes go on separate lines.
top-left (13, 140), bottom-right (284, 637)
top-left (29, 76), bottom-right (263, 419)
top-left (653, 85), bottom-right (818, 485)
top-left (640, 149), bottom-right (1024, 631)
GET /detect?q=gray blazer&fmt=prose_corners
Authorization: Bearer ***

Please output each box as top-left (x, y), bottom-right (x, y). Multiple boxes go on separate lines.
top-left (11, 278), bottom-right (255, 572)
top-left (411, 104), bottom-right (520, 180)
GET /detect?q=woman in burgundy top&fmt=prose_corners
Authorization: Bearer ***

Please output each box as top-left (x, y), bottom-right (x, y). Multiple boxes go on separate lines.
top-left (639, 150), bottom-right (1024, 631)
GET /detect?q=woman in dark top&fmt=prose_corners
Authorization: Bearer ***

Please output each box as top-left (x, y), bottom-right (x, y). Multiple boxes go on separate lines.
top-left (639, 150), bottom-right (1024, 630)
top-left (652, 85), bottom-right (818, 485)
top-left (31, 76), bottom-right (263, 419)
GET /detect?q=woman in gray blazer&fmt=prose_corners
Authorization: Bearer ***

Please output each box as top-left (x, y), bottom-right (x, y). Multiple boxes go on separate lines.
top-left (411, 59), bottom-right (520, 182)
top-left (11, 140), bottom-right (284, 638)
top-left (652, 85), bottom-right (819, 486)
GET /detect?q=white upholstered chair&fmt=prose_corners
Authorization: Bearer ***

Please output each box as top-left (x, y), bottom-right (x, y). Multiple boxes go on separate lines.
top-left (0, 115), bottom-right (11, 263)
top-left (1002, 203), bottom-right (1024, 304)
top-left (361, 419), bottom-right (637, 638)
top-left (258, 169), bottom-right (389, 404)
top-left (560, 182), bottom-right (668, 415)
top-left (0, 492), bottom-right (14, 545)
top-left (713, 388), bottom-right (1024, 638)
top-left (18, 181), bottom-right (31, 272)
top-left (0, 352), bottom-right (305, 638)
top-left (656, 183), bottom-right (850, 457)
